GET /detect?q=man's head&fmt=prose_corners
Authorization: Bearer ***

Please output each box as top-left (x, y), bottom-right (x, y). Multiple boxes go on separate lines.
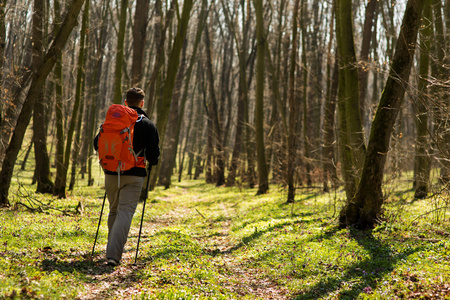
top-left (125, 87), bottom-right (145, 107)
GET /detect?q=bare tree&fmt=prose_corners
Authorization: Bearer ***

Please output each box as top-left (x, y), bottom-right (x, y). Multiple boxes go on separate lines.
top-left (158, 39), bottom-right (188, 188)
top-left (0, 0), bottom-right (86, 206)
top-left (432, 0), bottom-right (450, 182)
top-left (0, 0), bottom-right (6, 129)
top-left (86, 0), bottom-right (111, 186)
top-left (335, 0), bottom-right (366, 199)
top-left (32, 0), bottom-right (53, 193)
top-left (148, 0), bottom-right (194, 189)
top-left (112, 0), bottom-right (129, 104)
top-left (203, 16), bottom-right (226, 186)
top-left (0, 3), bottom-right (34, 167)
top-left (223, 0), bottom-right (252, 187)
top-left (158, 0), bottom-right (208, 188)
top-left (130, 0), bottom-right (150, 87)
top-left (339, 0), bottom-right (426, 229)
top-left (322, 0), bottom-right (338, 192)
top-left (253, 0), bottom-right (269, 195)
top-left (413, 0), bottom-right (432, 199)
top-left (358, 0), bottom-right (378, 123)
top-left (69, 0), bottom-right (90, 191)
top-left (286, 0), bottom-right (300, 203)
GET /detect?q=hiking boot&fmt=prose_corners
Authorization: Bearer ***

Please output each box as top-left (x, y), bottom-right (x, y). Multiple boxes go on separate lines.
top-left (107, 258), bottom-right (118, 266)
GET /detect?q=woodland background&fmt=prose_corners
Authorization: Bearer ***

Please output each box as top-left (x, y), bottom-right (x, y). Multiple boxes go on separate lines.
top-left (0, 0), bottom-right (449, 229)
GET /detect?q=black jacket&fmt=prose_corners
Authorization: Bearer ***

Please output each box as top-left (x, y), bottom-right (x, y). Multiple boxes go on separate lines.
top-left (94, 106), bottom-right (160, 177)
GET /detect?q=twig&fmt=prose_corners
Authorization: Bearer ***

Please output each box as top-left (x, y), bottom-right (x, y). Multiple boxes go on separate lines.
top-left (16, 201), bottom-right (43, 213)
top-left (406, 206), bottom-right (450, 230)
top-left (15, 182), bottom-right (75, 216)
top-left (195, 208), bottom-right (206, 219)
top-left (295, 186), bottom-right (323, 190)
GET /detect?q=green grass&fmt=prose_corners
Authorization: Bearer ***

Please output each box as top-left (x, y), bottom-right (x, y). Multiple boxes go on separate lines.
top-left (1, 162), bottom-right (450, 299)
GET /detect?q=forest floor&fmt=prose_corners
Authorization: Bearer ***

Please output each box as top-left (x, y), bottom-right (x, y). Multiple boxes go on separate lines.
top-left (77, 188), bottom-right (289, 300)
top-left (1, 174), bottom-right (450, 299)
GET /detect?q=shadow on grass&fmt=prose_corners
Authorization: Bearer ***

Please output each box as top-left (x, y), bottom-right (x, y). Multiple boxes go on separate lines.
top-left (214, 215), bottom-right (327, 255)
top-left (287, 193), bottom-right (323, 202)
top-left (232, 211), bottom-right (318, 232)
top-left (291, 229), bottom-right (425, 300)
top-left (41, 255), bottom-right (116, 276)
top-left (134, 229), bottom-right (204, 263)
top-left (392, 187), bottom-right (414, 199)
top-left (40, 252), bottom-right (149, 299)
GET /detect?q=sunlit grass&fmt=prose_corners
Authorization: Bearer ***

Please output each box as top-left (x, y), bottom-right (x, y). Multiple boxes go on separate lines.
top-left (1, 154), bottom-right (450, 299)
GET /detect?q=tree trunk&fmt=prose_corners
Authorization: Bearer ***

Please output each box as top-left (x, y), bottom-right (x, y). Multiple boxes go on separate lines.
top-left (205, 99), bottom-right (214, 184)
top-left (338, 0), bottom-right (425, 229)
top-left (308, 0), bottom-right (324, 170)
top-left (68, 0), bottom-right (89, 191)
top-left (194, 126), bottom-right (205, 180)
top-left (194, 74), bottom-right (206, 180)
top-left (54, 0), bottom-right (89, 197)
top-left (253, 0), bottom-right (269, 195)
top-left (322, 2), bottom-right (338, 192)
top-left (149, 0), bottom-right (194, 190)
top-left (358, 0), bottom-right (377, 124)
top-left (32, 0), bottom-right (53, 194)
top-left (245, 96), bottom-right (256, 188)
top-left (287, 0), bottom-right (301, 203)
top-left (145, 0), bottom-right (175, 116)
top-left (203, 18), bottom-right (226, 186)
top-left (0, 0), bottom-right (6, 129)
top-left (21, 142), bottom-right (33, 171)
top-left (188, 68), bottom-right (204, 179)
top-left (146, 0), bottom-right (175, 191)
top-left (78, 50), bottom-right (94, 178)
top-left (222, 0), bottom-right (251, 187)
top-left (69, 81), bottom-right (86, 191)
top-left (265, 0), bottom-right (288, 184)
top-left (335, 0), bottom-right (366, 200)
top-left (413, 0), bottom-right (432, 199)
top-left (444, 0), bottom-right (450, 181)
top-left (244, 29), bottom-right (257, 189)
top-left (33, 94), bottom-right (54, 194)
top-left (159, 0), bottom-right (207, 188)
top-left (178, 97), bottom-right (194, 182)
top-left (219, 34), bottom-right (234, 171)
top-left (113, 0), bottom-right (129, 104)
top-left (130, 0), bottom-right (150, 87)
top-left (158, 39), bottom-right (187, 188)
top-left (87, 0), bottom-right (109, 186)
top-left (52, 0), bottom-right (65, 196)
top-left (0, 39), bottom-right (33, 166)
top-left (323, 59), bottom-right (339, 192)
top-left (0, 0), bottom-right (86, 206)
top-left (300, 2), bottom-right (311, 187)
top-left (431, 0), bottom-right (450, 183)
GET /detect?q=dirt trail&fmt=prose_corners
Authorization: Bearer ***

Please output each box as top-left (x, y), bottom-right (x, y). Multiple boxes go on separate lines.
top-left (77, 197), bottom-right (289, 299)
top-left (198, 203), bottom-right (289, 300)
top-left (77, 208), bottom-right (183, 300)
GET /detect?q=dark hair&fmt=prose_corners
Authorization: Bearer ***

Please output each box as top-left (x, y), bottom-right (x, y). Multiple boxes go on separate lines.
top-left (126, 87), bottom-right (145, 106)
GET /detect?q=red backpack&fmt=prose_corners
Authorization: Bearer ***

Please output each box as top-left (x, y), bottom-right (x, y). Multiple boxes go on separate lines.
top-left (97, 104), bottom-right (145, 174)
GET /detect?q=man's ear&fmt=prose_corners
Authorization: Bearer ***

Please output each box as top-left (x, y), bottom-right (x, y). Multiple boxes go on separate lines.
top-left (124, 100), bottom-right (128, 106)
top-left (139, 100), bottom-right (144, 108)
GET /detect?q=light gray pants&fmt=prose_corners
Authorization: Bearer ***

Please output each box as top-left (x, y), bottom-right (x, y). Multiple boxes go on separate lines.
top-left (105, 174), bottom-right (144, 262)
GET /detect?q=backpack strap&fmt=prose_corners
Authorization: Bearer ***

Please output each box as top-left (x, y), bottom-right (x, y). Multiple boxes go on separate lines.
top-left (134, 113), bottom-right (146, 160)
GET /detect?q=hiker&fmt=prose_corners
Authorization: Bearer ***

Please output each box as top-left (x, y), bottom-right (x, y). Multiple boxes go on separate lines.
top-left (94, 87), bottom-right (160, 266)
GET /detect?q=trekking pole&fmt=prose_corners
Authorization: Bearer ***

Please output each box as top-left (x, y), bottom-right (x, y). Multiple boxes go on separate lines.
top-left (134, 165), bottom-right (152, 265)
top-left (91, 191), bottom-right (107, 258)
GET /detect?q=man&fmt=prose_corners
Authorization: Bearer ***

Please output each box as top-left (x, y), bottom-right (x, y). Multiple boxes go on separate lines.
top-left (94, 87), bottom-right (160, 266)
